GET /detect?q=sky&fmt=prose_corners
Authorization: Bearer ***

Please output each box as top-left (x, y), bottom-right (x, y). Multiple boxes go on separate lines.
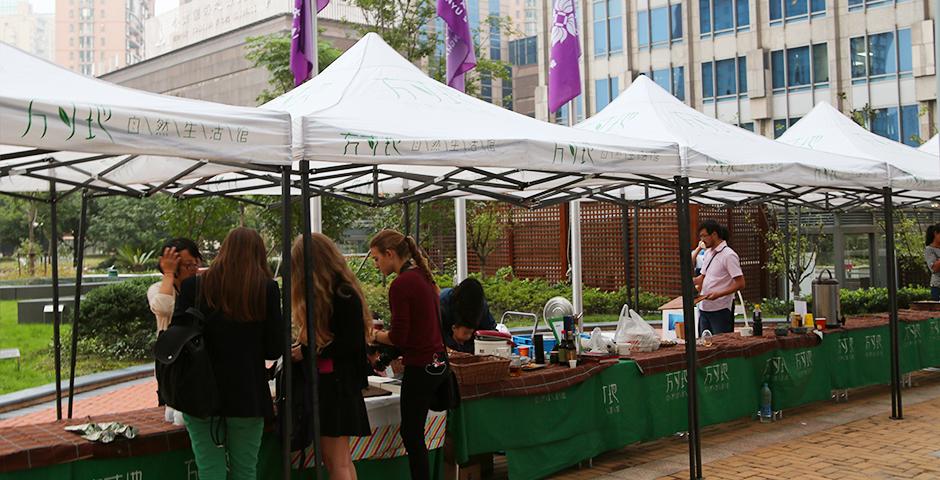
top-left (29, 0), bottom-right (179, 15)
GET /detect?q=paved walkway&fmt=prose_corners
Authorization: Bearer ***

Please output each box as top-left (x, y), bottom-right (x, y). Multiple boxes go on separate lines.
top-left (0, 378), bottom-right (157, 428)
top-left (489, 369), bottom-right (940, 479)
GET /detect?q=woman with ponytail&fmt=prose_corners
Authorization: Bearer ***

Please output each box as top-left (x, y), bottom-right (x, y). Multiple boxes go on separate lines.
top-left (369, 229), bottom-right (445, 480)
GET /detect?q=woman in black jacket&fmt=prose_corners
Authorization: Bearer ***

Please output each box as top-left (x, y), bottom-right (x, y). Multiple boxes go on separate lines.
top-left (174, 227), bottom-right (283, 480)
top-left (291, 233), bottom-right (372, 480)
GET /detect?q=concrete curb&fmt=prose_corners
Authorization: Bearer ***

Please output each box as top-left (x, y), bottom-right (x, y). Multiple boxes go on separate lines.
top-left (0, 364), bottom-right (153, 413)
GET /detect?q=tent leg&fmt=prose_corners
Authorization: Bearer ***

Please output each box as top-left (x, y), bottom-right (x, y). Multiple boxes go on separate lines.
top-left (415, 200), bottom-right (422, 246)
top-left (280, 167), bottom-right (294, 480)
top-left (570, 201), bottom-right (583, 314)
top-left (621, 198), bottom-right (631, 305)
top-left (67, 190), bottom-right (90, 418)
top-left (404, 202), bottom-right (411, 237)
top-left (49, 181), bottom-right (63, 421)
top-left (883, 187), bottom-right (902, 420)
top-left (300, 160), bottom-right (323, 474)
top-left (675, 176), bottom-right (702, 480)
top-left (455, 199), bottom-right (468, 282)
top-left (633, 202), bottom-right (640, 312)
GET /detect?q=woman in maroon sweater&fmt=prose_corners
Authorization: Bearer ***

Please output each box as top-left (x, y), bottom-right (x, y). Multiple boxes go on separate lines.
top-left (370, 229), bottom-right (445, 480)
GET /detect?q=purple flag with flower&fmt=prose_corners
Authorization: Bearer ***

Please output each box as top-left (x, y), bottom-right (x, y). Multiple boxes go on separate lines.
top-left (548, 0), bottom-right (581, 113)
top-left (437, 0), bottom-right (476, 92)
top-left (290, 0), bottom-right (330, 87)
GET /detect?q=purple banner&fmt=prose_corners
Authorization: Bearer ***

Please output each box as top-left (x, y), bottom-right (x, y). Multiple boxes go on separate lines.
top-left (438, 0), bottom-right (476, 91)
top-left (290, 0), bottom-right (330, 87)
top-left (548, 0), bottom-right (581, 113)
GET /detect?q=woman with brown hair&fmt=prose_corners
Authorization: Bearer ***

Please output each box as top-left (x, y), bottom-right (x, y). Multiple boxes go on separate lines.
top-left (369, 229), bottom-right (445, 480)
top-left (290, 233), bottom-right (372, 480)
top-left (173, 227), bottom-right (283, 480)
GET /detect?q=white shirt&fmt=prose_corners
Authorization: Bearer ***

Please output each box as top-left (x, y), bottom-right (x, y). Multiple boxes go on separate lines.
top-left (147, 282), bottom-right (176, 333)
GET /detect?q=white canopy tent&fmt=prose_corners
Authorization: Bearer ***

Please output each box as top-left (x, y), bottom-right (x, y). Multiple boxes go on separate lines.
top-left (919, 134), bottom-right (938, 156)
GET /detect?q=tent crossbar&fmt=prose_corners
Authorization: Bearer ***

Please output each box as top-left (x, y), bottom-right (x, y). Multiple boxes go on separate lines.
top-left (19, 171), bottom-right (135, 198)
top-left (172, 175), bottom-right (220, 198)
top-left (145, 161), bottom-right (209, 197)
top-left (0, 149), bottom-right (55, 161)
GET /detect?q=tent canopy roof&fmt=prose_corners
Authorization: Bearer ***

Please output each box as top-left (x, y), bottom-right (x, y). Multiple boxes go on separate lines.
top-left (919, 134), bottom-right (938, 156)
top-left (0, 42), bottom-right (291, 165)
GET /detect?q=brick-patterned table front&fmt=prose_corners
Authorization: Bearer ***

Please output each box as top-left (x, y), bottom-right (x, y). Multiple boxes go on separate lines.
top-left (0, 407), bottom-right (189, 473)
top-left (458, 362), bottom-right (614, 401)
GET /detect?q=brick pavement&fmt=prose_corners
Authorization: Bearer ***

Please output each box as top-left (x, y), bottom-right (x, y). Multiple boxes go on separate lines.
top-left (0, 379), bottom-right (158, 428)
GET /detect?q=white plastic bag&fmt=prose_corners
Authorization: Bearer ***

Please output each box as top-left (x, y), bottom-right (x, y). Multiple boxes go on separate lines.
top-left (614, 304), bottom-right (660, 352)
top-left (587, 327), bottom-right (614, 353)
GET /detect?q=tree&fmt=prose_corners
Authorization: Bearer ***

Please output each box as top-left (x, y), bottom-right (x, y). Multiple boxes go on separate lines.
top-left (764, 207), bottom-right (823, 299)
top-left (86, 196), bottom-right (168, 254)
top-left (466, 201), bottom-right (504, 277)
top-left (348, 0), bottom-right (438, 63)
top-left (245, 30), bottom-right (343, 104)
top-left (159, 197), bottom-right (245, 253)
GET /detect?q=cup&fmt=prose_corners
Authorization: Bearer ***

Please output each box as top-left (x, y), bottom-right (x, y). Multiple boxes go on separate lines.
top-left (518, 345), bottom-right (530, 358)
top-left (804, 313), bottom-right (814, 328)
top-left (568, 359), bottom-right (577, 368)
top-left (676, 321), bottom-right (685, 340)
top-left (815, 319), bottom-right (827, 330)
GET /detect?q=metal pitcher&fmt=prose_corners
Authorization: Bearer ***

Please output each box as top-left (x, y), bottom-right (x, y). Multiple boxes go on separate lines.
top-left (812, 269), bottom-right (841, 328)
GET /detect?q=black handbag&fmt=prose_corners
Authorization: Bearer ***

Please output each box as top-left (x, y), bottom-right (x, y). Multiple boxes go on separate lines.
top-left (429, 313), bottom-right (460, 412)
top-left (154, 279), bottom-right (220, 418)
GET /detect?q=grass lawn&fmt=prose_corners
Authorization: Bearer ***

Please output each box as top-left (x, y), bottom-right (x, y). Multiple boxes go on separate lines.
top-left (0, 300), bottom-right (139, 395)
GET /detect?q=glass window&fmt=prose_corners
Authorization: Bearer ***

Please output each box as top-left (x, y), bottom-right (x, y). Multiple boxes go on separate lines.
top-left (871, 106), bottom-right (900, 141)
top-left (786, 0), bottom-right (808, 18)
top-left (593, 1), bottom-right (607, 55)
top-left (774, 119), bottom-right (788, 138)
top-left (700, 0), bottom-right (711, 34)
top-left (811, 0), bottom-right (825, 12)
top-left (596, 78), bottom-right (611, 111)
top-left (770, 0), bottom-right (782, 21)
top-left (671, 4), bottom-right (683, 40)
top-left (673, 66), bottom-right (685, 100)
top-left (609, 1), bottom-right (623, 52)
top-left (868, 32), bottom-right (896, 76)
top-left (739, 122), bottom-right (755, 131)
top-left (736, 0), bottom-right (749, 27)
top-left (611, 77), bottom-right (620, 100)
top-left (638, 11), bottom-right (650, 46)
top-left (715, 58), bottom-right (736, 96)
top-left (787, 46), bottom-right (810, 87)
top-left (737, 56), bottom-right (747, 93)
top-left (651, 7), bottom-right (669, 45)
top-left (812, 43), bottom-right (829, 83)
top-left (702, 61), bottom-right (714, 98)
top-left (850, 37), bottom-right (867, 78)
top-left (714, 0), bottom-right (733, 31)
top-left (481, 74), bottom-right (492, 102)
top-left (901, 105), bottom-right (920, 146)
top-left (898, 28), bottom-right (912, 73)
top-left (771, 50), bottom-right (785, 90)
top-left (652, 69), bottom-right (672, 92)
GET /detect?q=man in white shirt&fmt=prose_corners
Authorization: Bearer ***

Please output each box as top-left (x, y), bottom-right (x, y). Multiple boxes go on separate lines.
top-left (693, 221), bottom-right (745, 334)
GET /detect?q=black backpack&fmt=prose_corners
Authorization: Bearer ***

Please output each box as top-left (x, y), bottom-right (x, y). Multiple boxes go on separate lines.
top-left (154, 279), bottom-right (220, 418)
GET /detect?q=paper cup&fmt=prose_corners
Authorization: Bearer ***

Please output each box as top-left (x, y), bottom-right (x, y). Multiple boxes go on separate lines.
top-left (568, 359), bottom-right (577, 368)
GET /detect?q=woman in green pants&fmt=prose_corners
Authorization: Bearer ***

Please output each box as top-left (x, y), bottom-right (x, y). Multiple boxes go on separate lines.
top-left (174, 227), bottom-right (284, 480)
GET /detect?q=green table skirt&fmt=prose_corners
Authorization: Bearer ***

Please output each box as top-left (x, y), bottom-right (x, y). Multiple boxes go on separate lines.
top-left (450, 319), bottom-right (940, 480)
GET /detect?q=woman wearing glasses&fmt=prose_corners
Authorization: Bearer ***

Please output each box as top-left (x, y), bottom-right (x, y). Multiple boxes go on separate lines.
top-left (149, 237), bottom-right (203, 423)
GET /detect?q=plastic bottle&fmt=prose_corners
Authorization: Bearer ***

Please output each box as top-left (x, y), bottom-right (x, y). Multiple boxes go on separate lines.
top-left (752, 304), bottom-right (763, 337)
top-left (760, 383), bottom-right (773, 422)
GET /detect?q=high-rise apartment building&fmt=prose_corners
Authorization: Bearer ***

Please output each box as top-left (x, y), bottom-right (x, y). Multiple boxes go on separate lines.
top-left (55, 0), bottom-right (154, 75)
top-left (535, 0), bottom-right (937, 143)
top-left (0, 0), bottom-right (54, 60)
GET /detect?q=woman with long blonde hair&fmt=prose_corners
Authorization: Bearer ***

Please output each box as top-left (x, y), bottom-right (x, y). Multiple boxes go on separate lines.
top-left (291, 233), bottom-right (372, 480)
top-left (173, 227), bottom-right (283, 480)
top-left (369, 229), bottom-right (445, 480)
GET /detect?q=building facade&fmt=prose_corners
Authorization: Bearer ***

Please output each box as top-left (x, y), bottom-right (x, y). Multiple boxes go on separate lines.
top-left (534, 0), bottom-right (937, 143)
top-left (0, 0), bottom-right (54, 60)
top-left (54, 0), bottom-right (154, 75)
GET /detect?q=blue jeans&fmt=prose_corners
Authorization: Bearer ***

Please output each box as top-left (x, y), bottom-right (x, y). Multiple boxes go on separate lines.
top-left (699, 308), bottom-right (734, 335)
top-left (932, 287), bottom-right (940, 301)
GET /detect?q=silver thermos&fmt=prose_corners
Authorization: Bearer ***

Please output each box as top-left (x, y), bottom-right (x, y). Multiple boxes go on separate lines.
top-left (812, 270), bottom-right (842, 328)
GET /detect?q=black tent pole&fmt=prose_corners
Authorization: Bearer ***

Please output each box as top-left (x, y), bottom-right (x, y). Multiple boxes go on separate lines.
top-left (300, 160), bottom-right (324, 474)
top-left (883, 187), bottom-right (902, 419)
top-left (675, 176), bottom-right (702, 480)
top-left (621, 193), bottom-right (631, 306)
top-left (67, 190), bottom-right (89, 418)
top-left (415, 200), bottom-right (422, 246)
top-left (279, 167), bottom-right (293, 480)
top-left (404, 202), bottom-right (411, 237)
top-left (50, 179), bottom-right (62, 420)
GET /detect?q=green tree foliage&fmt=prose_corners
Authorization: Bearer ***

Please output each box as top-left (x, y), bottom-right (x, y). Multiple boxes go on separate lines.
top-left (245, 30), bottom-right (343, 104)
top-left (466, 201), bottom-right (505, 277)
top-left (764, 207), bottom-right (823, 299)
top-left (85, 196), bottom-right (168, 253)
top-left (349, 0), bottom-right (438, 63)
